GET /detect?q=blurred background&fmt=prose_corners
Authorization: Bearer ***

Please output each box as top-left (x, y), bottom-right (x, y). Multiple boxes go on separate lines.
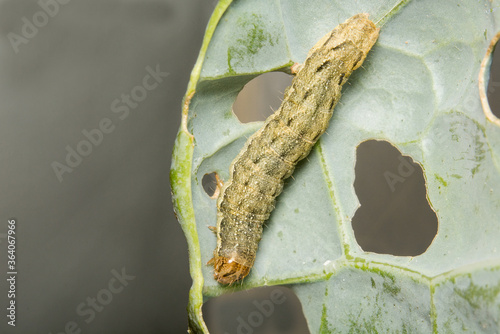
top-left (0, 1), bottom-right (498, 333)
top-left (0, 1), bottom-right (216, 333)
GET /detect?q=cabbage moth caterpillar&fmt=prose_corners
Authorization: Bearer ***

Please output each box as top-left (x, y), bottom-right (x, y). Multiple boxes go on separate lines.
top-left (209, 13), bottom-right (380, 284)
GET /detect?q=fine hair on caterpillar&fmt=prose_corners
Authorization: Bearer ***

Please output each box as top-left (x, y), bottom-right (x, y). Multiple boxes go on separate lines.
top-left (209, 13), bottom-right (380, 285)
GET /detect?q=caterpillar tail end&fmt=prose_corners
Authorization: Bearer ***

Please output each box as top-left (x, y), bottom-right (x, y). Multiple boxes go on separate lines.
top-left (208, 256), bottom-right (250, 285)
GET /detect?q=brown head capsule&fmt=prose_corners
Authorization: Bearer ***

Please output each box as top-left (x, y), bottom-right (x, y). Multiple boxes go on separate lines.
top-left (208, 256), bottom-right (251, 285)
top-left (209, 13), bottom-right (380, 284)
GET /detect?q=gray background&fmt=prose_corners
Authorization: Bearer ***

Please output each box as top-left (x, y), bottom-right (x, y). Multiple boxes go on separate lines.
top-left (0, 1), bottom-right (215, 333)
top-left (0, 1), bottom-right (499, 333)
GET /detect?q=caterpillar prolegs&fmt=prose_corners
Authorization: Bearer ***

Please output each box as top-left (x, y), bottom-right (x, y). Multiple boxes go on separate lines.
top-left (209, 14), bottom-right (380, 284)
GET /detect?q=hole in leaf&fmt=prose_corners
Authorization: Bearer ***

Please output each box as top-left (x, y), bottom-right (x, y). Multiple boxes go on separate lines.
top-left (487, 41), bottom-right (500, 118)
top-left (232, 72), bottom-right (293, 123)
top-left (202, 172), bottom-right (219, 198)
top-left (352, 140), bottom-right (438, 256)
top-left (203, 286), bottom-right (310, 334)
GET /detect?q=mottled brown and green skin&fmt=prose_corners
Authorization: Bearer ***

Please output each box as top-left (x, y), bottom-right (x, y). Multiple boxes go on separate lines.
top-left (210, 14), bottom-right (380, 285)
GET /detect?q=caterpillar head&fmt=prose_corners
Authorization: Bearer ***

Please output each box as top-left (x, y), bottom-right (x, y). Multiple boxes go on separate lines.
top-left (208, 256), bottom-right (250, 285)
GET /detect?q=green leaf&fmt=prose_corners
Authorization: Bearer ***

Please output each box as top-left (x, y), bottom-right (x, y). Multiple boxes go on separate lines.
top-left (171, 0), bottom-right (500, 332)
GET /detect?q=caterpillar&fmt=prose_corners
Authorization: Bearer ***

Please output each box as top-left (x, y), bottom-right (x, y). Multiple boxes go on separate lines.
top-left (209, 13), bottom-right (380, 284)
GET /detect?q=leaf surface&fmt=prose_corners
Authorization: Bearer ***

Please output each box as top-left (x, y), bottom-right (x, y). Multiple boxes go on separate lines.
top-left (171, 0), bottom-right (500, 332)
